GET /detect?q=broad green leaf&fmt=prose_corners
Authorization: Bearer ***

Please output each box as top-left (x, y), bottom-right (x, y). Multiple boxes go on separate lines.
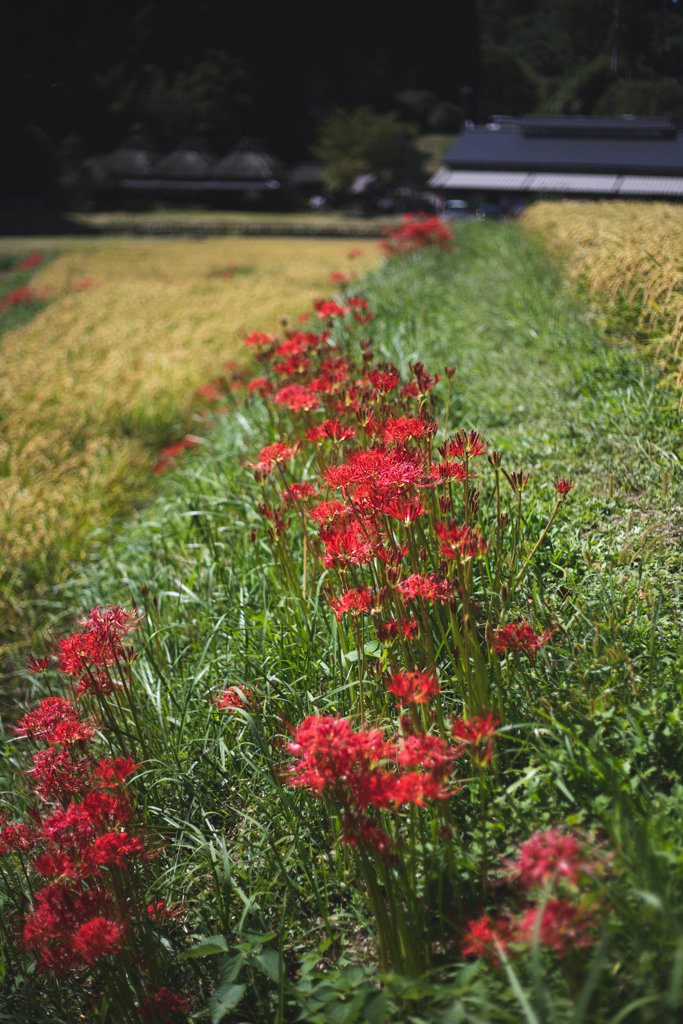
top-left (180, 934), bottom-right (228, 959)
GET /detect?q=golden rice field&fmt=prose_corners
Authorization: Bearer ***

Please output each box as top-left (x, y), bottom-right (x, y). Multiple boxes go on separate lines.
top-left (523, 200), bottom-right (683, 387)
top-left (0, 236), bottom-right (380, 653)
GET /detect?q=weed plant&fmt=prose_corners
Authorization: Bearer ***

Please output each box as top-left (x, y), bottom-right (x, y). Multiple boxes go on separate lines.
top-left (2, 223), bottom-right (683, 1022)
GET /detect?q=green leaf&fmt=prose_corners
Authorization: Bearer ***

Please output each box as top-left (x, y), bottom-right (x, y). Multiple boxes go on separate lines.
top-left (255, 948), bottom-right (281, 982)
top-left (208, 983), bottom-right (246, 1023)
top-left (364, 990), bottom-right (387, 1024)
top-left (180, 935), bottom-right (229, 959)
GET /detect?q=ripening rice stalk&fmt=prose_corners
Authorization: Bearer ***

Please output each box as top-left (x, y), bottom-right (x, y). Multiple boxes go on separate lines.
top-left (0, 237), bottom-right (379, 618)
top-left (522, 200), bottom-right (683, 390)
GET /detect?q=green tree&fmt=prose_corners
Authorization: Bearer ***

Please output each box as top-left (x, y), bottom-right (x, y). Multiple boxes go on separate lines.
top-left (311, 106), bottom-right (421, 193)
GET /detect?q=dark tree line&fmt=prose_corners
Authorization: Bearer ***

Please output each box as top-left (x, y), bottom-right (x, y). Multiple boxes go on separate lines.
top-left (2, 0), bottom-right (682, 203)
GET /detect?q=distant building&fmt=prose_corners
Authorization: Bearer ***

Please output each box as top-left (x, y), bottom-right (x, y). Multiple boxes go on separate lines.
top-left (110, 139), bottom-right (286, 208)
top-left (429, 116), bottom-right (683, 205)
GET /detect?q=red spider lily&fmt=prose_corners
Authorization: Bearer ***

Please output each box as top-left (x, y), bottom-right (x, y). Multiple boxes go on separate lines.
top-left (396, 734), bottom-right (458, 779)
top-left (58, 605), bottom-right (140, 677)
top-left (324, 445), bottom-right (426, 496)
top-left (440, 429), bottom-right (488, 462)
top-left (512, 829), bottom-right (598, 889)
top-left (13, 252), bottom-right (44, 271)
top-left (492, 621), bottom-right (554, 660)
top-left (273, 352), bottom-right (311, 375)
top-left (286, 716), bottom-right (392, 804)
top-left (140, 987), bottom-right (190, 1022)
top-left (282, 482), bottom-right (318, 506)
top-left (306, 418), bottom-right (357, 442)
top-left (461, 913), bottom-right (513, 965)
top-left (15, 698), bottom-right (80, 743)
top-left (276, 332), bottom-right (319, 357)
top-left (72, 278), bottom-right (96, 291)
top-left (319, 522), bottom-right (376, 568)
top-left (273, 384), bottom-right (320, 412)
top-left (340, 813), bottom-right (393, 859)
top-left (28, 747), bottom-right (92, 802)
top-left (377, 616), bottom-right (418, 642)
top-left (347, 298), bottom-right (374, 323)
top-left (517, 899), bottom-right (596, 957)
top-left (0, 286), bottom-right (41, 313)
top-left (147, 900), bottom-right (182, 922)
top-left (247, 440), bottom-right (300, 474)
top-left (314, 299), bottom-right (349, 319)
top-left (244, 331), bottom-right (276, 347)
top-left (452, 715), bottom-right (498, 766)
top-left (387, 670), bottom-right (440, 706)
top-left (247, 377), bottom-right (274, 397)
top-left (366, 366), bottom-right (401, 393)
top-left (396, 573), bottom-right (451, 605)
top-left (554, 477), bottom-right (575, 497)
top-left (0, 820), bottom-right (38, 854)
top-left (309, 498), bottom-right (353, 524)
top-left (196, 383), bottom-right (223, 402)
top-left (45, 720), bottom-right (96, 747)
top-left (72, 917), bottom-right (125, 966)
top-left (27, 655), bottom-right (50, 673)
top-left (88, 832), bottom-right (148, 868)
top-left (430, 460), bottom-right (467, 482)
top-left (329, 586), bottom-right (375, 621)
top-left (380, 214), bottom-right (453, 256)
top-left (502, 468), bottom-right (530, 493)
top-left (435, 521), bottom-right (490, 562)
top-left (298, 312), bottom-right (311, 323)
top-left (330, 270), bottom-right (352, 284)
top-left (347, 248), bottom-right (364, 258)
top-left (90, 758), bottom-right (139, 788)
top-left (377, 416), bottom-right (438, 444)
top-left (23, 884), bottom-right (114, 972)
top-left (380, 496), bottom-right (426, 524)
top-left (214, 687), bottom-right (252, 711)
top-left (152, 436), bottom-right (198, 474)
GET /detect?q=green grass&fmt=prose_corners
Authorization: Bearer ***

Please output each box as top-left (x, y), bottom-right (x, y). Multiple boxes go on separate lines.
top-left (4, 222), bottom-right (683, 1022)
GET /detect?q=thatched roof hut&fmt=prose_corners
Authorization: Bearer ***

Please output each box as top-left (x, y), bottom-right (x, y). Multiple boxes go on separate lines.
top-left (213, 140), bottom-right (284, 181)
top-left (154, 141), bottom-right (215, 180)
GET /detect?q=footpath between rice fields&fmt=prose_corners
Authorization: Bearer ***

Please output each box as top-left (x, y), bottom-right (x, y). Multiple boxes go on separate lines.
top-left (3, 218), bottom-right (683, 1022)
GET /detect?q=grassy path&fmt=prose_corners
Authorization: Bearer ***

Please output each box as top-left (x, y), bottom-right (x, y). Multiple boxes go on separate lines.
top-left (7, 223), bottom-right (683, 1021)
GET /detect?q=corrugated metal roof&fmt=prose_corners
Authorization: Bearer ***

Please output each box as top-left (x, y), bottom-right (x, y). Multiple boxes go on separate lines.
top-left (528, 172), bottom-right (620, 193)
top-left (442, 119), bottom-right (683, 175)
top-left (427, 166), bottom-right (683, 198)
top-left (429, 169), bottom-right (531, 190)
top-left (618, 176), bottom-right (683, 195)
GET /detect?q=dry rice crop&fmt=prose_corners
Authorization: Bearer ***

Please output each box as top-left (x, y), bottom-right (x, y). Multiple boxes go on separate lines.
top-left (523, 200), bottom-right (683, 389)
top-left (0, 237), bottom-right (379, 651)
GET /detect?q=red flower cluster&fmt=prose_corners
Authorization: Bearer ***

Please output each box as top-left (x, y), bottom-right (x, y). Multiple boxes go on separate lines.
top-left (286, 715), bottom-right (460, 828)
top-left (0, 286), bottom-right (43, 313)
top-left (12, 252), bottom-right (44, 272)
top-left (462, 829), bottom-right (603, 965)
top-left (452, 715), bottom-right (498, 766)
top-left (57, 605), bottom-right (140, 693)
top-left (380, 214), bottom-right (454, 257)
top-left (214, 687), bottom-right (252, 711)
top-left (3, 689), bottom-right (150, 974)
top-left (152, 436), bottom-right (198, 474)
top-left (492, 620), bottom-right (554, 660)
top-left (387, 670), bottom-right (440, 706)
top-left (329, 586), bottom-right (375, 621)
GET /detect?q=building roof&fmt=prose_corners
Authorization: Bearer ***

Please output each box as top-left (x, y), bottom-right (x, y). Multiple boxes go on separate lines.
top-left (154, 144), bottom-right (215, 180)
top-left (429, 167), bottom-right (683, 196)
top-left (440, 116), bottom-right (683, 177)
top-left (213, 142), bottom-right (283, 181)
